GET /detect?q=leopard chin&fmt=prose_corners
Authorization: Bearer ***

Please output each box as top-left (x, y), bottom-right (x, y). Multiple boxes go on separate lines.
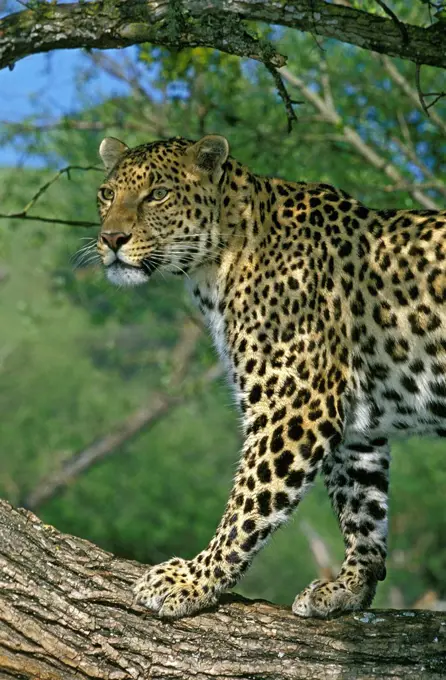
top-left (105, 261), bottom-right (150, 287)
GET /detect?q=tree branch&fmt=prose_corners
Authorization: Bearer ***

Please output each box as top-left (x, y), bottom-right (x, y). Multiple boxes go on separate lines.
top-left (1, 0), bottom-right (446, 73)
top-left (0, 500), bottom-right (444, 679)
top-left (378, 58), bottom-right (446, 136)
top-left (265, 62), bottom-right (299, 132)
top-left (382, 180), bottom-right (446, 193)
top-left (0, 165), bottom-right (102, 228)
top-left (391, 134), bottom-right (446, 199)
top-left (415, 62), bottom-right (446, 116)
top-left (279, 65), bottom-right (441, 210)
top-left (0, 120), bottom-right (159, 133)
top-left (0, 213), bottom-right (99, 227)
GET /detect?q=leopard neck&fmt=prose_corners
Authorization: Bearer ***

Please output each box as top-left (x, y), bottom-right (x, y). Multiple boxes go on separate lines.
top-left (218, 158), bottom-right (267, 246)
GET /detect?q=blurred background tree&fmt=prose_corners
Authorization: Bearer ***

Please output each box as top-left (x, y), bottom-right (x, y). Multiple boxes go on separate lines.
top-left (0, 0), bottom-right (445, 611)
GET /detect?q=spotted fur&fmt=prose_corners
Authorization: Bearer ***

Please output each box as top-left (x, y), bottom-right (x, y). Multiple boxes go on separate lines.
top-left (95, 134), bottom-right (446, 618)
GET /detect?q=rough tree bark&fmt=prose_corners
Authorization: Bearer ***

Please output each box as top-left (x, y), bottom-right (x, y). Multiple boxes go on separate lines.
top-left (1, 0), bottom-right (445, 73)
top-left (0, 500), bottom-right (444, 679)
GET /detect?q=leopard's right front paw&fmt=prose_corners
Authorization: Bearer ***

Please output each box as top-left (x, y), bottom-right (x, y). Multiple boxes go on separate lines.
top-left (133, 557), bottom-right (218, 618)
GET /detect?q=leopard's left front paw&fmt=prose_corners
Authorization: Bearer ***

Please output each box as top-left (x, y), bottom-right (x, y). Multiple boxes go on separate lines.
top-left (292, 577), bottom-right (377, 618)
top-left (133, 557), bottom-right (218, 618)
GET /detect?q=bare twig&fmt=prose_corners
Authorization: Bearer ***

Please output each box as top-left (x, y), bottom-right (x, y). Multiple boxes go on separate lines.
top-left (19, 165), bottom-right (101, 215)
top-left (0, 120), bottom-right (156, 133)
top-left (379, 56), bottom-right (446, 135)
top-left (415, 63), bottom-right (432, 118)
top-left (414, 62), bottom-right (446, 115)
top-left (1, 120), bottom-right (108, 132)
top-left (0, 213), bottom-right (99, 227)
top-left (265, 63), bottom-right (299, 132)
top-left (0, 165), bottom-right (102, 228)
top-left (422, 90), bottom-right (446, 109)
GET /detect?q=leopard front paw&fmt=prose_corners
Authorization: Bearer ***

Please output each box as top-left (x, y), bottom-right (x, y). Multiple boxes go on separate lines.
top-left (133, 557), bottom-right (218, 618)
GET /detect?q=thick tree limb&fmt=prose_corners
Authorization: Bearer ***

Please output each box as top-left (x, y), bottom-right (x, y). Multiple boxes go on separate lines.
top-left (0, 500), bottom-right (445, 679)
top-left (1, 1), bottom-right (446, 73)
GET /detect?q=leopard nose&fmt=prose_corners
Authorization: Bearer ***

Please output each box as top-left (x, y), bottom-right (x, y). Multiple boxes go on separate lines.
top-left (100, 231), bottom-right (132, 252)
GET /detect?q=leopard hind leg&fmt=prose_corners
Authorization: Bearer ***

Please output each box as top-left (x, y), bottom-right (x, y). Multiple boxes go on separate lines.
top-left (293, 438), bottom-right (389, 617)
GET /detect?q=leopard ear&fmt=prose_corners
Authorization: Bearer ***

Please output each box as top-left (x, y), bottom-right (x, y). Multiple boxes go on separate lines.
top-left (99, 137), bottom-right (129, 172)
top-left (188, 135), bottom-right (229, 175)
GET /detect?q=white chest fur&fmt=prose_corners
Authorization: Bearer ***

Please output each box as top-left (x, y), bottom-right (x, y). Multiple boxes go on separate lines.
top-left (187, 273), bottom-right (232, 375)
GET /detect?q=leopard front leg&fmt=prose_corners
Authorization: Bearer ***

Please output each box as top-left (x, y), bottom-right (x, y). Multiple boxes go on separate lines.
top-left (134, 380), bottom-right (344, 618)
top-left (293, 437), bottom-right (389, 617)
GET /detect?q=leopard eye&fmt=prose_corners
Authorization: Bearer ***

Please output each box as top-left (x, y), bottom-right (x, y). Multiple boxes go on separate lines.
top-left (149, 187), bottom-right (169, 201)
top-left (99, 187), bottom-right (115, 202)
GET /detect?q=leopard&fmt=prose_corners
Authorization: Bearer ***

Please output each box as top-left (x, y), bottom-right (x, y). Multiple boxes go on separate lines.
top-left (95, 133), bottom-right (446, 619)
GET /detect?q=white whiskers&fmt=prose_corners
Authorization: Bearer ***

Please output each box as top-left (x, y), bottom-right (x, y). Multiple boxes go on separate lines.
top-left (71, 238), bottom-right (100, 268)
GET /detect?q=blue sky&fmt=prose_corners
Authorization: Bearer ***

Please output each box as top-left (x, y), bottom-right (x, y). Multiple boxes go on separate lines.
top-left (1, 51), bottom-right (87, 121)
top-left (0, 43), bottom-right (131, 166)
top-left (0, 1), bottom-right (112, 164)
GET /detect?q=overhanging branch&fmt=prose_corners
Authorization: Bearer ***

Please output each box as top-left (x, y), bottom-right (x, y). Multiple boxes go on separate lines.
top-left (1, 1), bottom-right (445, 73)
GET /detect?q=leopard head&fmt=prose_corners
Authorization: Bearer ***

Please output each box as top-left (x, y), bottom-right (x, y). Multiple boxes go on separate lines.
top-left (97, 135), bottom-right (229, 286)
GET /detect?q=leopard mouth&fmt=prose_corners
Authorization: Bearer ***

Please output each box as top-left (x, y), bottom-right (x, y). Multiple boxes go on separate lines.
top-left (104, 258), bottom-right (158, 287)
top-left (108, 260), bottom-right (140, 271)
top-left (105, 258), bottom-right (159, 274)
top-left (141, 258), bottom-right (159, 276)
